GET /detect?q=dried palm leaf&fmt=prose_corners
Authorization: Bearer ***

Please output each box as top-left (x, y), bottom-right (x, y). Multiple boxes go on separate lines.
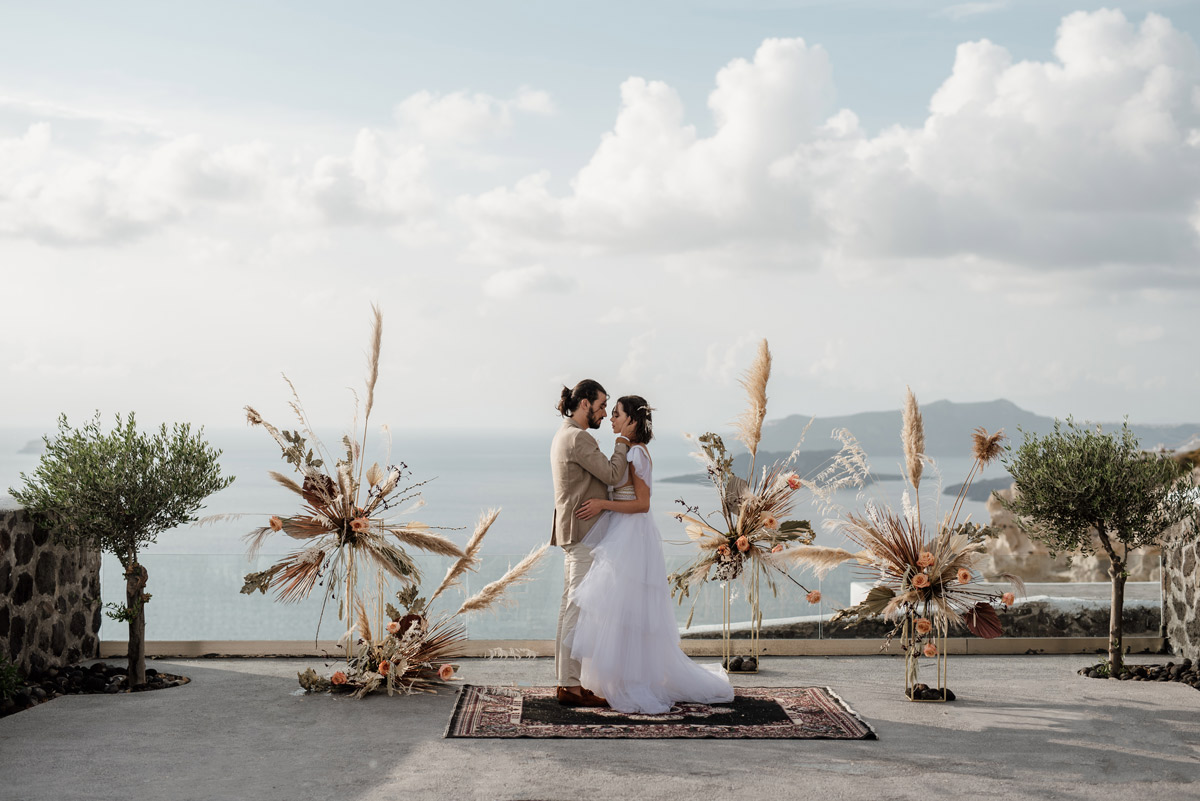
top-left (456, 544), bottom-right (549, 615)
top-left (359, 538), bottom-right (420, 585)
top-left (733, 339), bottom-right (771, 460)
top-left (962, 602), bottom-right (1003, 638)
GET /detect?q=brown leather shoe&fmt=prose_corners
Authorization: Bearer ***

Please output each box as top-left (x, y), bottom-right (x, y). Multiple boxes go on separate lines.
top-left (556, 686), bottom-right (609, 707)
top-left (556, 685), bottom-right (587, 706)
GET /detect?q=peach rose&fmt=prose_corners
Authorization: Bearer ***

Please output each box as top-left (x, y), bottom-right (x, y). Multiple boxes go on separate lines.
top-left (786, 474), bottom-right (802, 490)
top-left (916, 551), bottom-right (935, 568)
top-left (759, 514), bottom-right (779, 531)
top-left (915, 617), bottom-right (933, 635)
top-left (350, 517), bottom-right (371, 533)
top-left (771, 544), bottom-right (784, 554)
top-left (1001, 592), bottom-right (1015, 606)
top-left (736, 535), bottom-right (751, 552)
top-left (438, 664), bottom-right (455, 681)
top-left (378, 660), bottom-right (391, 676)
top-left (330, 670), bottom-right (347, 685)
top-left (923, 642), bottom-right (938, 658)
top-left (269, 516), bottom-right (283, 532)
top-left (912, 572), bottom-right (930, 589)
top-left (957, 568), bottom-right (971, 584)
top-left (806, 590), bottom-right (821, 604)
top-left (386, 621), bottom-right (401, 635)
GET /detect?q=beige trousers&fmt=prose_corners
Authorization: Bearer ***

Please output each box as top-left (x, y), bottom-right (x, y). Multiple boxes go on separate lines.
top-left (554, 541), bottom-right (594, 686)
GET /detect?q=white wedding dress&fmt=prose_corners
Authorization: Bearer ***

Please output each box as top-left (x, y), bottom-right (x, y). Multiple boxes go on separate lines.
top-left (570, 444), bottom-right (734, 714)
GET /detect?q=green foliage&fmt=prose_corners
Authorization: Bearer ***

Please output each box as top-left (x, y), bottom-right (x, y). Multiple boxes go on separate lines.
top-left (8, 412), bottom-right (235, 565)
top-left (0, 657), bottom-right (22, 701)
top-left (103, 598), bottom-right (151, 624)
top-left (1001, 418), bottom-right (1199, 559)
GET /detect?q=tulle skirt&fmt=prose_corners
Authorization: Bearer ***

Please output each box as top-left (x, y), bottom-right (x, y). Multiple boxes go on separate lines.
top-left (569, 510), bottom-right (734, 714)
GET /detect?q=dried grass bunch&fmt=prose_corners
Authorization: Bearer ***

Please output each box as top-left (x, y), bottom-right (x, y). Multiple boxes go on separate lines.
top-left (668, 340), bottom-right (862, 623)
top-left (238, 306), bottom-right (547, 696)
top-left (300, 512), bottom-right (549, 698)
top-left (826, 389), bottom-right (1022, 659)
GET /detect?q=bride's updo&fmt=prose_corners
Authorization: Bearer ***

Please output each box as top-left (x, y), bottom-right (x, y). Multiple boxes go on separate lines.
top-left (617, 395), bottom-right (654, 444)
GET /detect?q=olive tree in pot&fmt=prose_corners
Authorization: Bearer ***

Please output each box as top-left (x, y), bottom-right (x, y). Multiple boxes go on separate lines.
top-left (1001, 419), bottom-right (1199, 676)
top-left (9, 413), bottom-right (233, 687)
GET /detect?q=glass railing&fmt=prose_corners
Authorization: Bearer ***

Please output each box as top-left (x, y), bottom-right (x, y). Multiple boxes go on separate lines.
top-left (97, 552), bottom-right (1161, 642)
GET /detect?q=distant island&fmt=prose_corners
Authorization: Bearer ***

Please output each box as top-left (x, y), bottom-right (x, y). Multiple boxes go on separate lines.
top-left (663, 399), bottom-right (1198, 488)
top-left (17, 439), bottom-right (42, 455)
top-left (660, 448), bottom-right (901, 485)
top-left (756, 398), bottom-right (1200, 457)
top-left (942, 476), bottom-right (1013, 503)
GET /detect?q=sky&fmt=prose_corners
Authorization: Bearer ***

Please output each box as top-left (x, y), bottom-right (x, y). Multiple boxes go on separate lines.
top-left (2, 1), bottom-right (1199, 440)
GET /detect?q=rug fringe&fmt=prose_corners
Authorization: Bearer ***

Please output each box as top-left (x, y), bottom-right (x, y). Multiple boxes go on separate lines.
top-left (824, 685), bottom-right (878, 740)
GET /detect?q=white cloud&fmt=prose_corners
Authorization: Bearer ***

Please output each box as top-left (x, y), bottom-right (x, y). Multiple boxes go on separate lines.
top-left (459, 12), bottom-right (1200, 284)
top-left (482, 264), bottom-right (577, 299)
top-left (394, 87), bottom-right (554, 144)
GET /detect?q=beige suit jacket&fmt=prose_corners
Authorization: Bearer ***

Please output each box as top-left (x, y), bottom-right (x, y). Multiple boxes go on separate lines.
top-left (549, 418), bottom-right (630, 546)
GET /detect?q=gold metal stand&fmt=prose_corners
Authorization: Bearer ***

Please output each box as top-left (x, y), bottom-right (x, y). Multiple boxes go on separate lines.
top-left (904, 615), bottom-right (948, 701)
top-left (722, 564), bottom-right (761, 673)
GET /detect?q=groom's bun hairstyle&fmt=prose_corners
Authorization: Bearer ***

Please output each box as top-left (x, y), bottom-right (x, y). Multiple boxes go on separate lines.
top-left (617, 395), bottom-right (654, 444)
top-left (558, 379), bottom-right (606, 416)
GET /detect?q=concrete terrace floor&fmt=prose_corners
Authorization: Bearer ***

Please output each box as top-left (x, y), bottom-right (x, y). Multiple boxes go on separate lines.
top-left (1, 654), bottom-right (1198, 801)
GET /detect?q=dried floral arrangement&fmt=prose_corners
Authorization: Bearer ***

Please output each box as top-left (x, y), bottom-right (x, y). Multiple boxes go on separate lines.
top-left (237, 306), bottom-right (547, 696)
top-left (825, 388), bottom-right (1023, 688)
top-left (298, 509), bottom-right (548, 697)
top-left (668, 340), bottom-right (865, 624)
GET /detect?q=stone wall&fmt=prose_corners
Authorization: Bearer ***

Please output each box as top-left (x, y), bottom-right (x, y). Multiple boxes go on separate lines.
top-left (1162, 473), bottom-right (1200, 659)
top-left (0, 507), bottom-right (102, 676)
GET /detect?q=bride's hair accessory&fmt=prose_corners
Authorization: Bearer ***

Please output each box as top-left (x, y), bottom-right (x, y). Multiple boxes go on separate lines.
top-left (617, 394), bottom-right (654, 444)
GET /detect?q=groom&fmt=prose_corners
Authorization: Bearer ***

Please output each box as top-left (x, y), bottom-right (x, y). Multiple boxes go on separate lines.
top-left (550, 378), bottom-right (633, 707)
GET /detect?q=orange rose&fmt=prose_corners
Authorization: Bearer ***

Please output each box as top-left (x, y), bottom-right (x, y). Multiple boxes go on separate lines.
top-left (912, 573), bottom-right (930, 589)
top-left (771, 544), bottom-right (784, 554)
top-left (351, 517), bottom-right (371, 533)
top-left (786, 474), bottom-right (802, 490)
top-left (1001, 592), bottom-right (1015, 606)
top-left (806, 590), bottom-right (821, 604)
top-left (717, 544), bottom-right (731, 557)
top-left (330, 671), bottom-right (347, 685)
top-left (438, 664), bottom-right (455, 681)
top-left (916, 551), bottom-right (935, 568)
top-left (923, 642), bottom-right (938, 658)
top-left (385, 621), bottom-right (401, 635)
top-left (378, 660), bottom-right (391, 676)
top-left (269, 516), bottom-right (283, 532)
top-left (915, 617), bottom-right (933, 635)
top-left (957, 568), bottom-right (971, 584)
top-left (736, 535), bottom-right (751, 552)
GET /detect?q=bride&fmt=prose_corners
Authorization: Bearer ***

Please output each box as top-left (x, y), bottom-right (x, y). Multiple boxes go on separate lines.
top-left (570, 395), bottom-right (734, 714)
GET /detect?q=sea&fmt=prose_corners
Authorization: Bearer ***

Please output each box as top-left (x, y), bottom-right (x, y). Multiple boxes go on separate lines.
top-left (1, 426), bottom-right (1004, 642)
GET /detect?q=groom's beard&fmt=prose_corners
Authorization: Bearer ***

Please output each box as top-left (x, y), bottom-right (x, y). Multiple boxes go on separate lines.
top-left (588, 410), bottom-right (604, 429)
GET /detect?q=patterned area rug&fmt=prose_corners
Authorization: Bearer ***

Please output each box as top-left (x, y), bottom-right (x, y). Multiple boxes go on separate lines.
top-left (445, 685), bottom-right (877, 739)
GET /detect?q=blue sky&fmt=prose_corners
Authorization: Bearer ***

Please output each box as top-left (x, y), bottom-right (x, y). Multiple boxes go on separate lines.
top-left (2, 2), bottom-right (1199, 435)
